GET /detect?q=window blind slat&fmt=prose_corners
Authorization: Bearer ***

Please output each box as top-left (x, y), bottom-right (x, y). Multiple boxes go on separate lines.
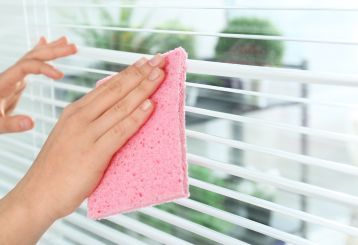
top-left (140, 207), bottom-right (248, 245)
top-left (16, 98), bottom-right (358, 178)
top-left (188, 178), bottom-right (358, 237)
top-left (4, 122), bottom-right (358, 209)
top-left (37, 65), bottom-right (358, 109)
top-left (175, 198), bottom-right (314, 245)
top-left (6, 46), bottom-right (353, 87)
top-left (76, 47), bottom-right (358, 86)
top-left (65, 213), bottom-right (148, 245)
top-left (107, 215), bottom-right (194, 245)
top-left (40, 24), bottom-right (358, 46)
top-left (188, 153), bottom-right (358, 207)
top-left (187, 130), bottom-right (358, 177)
top-left (22, 80), bottom-right (358, 142)
top-left (3, 2), bottom-right (358, 11)
top-left (50, 222), bottom-right (105, 245)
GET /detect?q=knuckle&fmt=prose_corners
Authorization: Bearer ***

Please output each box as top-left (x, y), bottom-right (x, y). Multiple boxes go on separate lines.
top-left (112, 123), bottom-right (126, 137)
top-left (131, 66), bottom-right (144, 79)
top-left (129, 114), bottom-right (141, 125)
top-left (120, 68), bottom-right (130, 77)
top-left (107, 81), bottom-right (122, 93)
top-left (135, 84), bottom-right (147, 95)
top-left (113, 103), bottom-right (123, 113)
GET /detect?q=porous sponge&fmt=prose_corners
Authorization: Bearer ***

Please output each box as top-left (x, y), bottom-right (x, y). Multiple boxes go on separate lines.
top-left (88, 47), bottom-right (189, 219)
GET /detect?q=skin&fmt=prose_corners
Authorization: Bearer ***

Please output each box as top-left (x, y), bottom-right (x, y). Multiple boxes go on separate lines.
top-left (0, 37), bottom-right (166, 244)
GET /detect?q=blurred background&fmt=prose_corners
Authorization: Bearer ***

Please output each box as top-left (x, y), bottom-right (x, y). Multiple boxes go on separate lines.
top-left (1, 0), bottom-right (358, 244)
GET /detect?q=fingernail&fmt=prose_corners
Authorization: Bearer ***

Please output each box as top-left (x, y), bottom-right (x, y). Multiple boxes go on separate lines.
top-left (149, 68), bottom-right (161, 81)
top-left (134, 57), bottom-right (147, 68)
top-left (140, 99), bottom-right (152, 111)
top-left (19, 119), bottom-right (32, 130)
top-left (149, 54), bottom-right (162, 67)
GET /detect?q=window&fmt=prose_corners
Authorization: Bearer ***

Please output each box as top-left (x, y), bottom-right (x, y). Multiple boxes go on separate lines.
top-left (1, 0), bottom-right (358, 244)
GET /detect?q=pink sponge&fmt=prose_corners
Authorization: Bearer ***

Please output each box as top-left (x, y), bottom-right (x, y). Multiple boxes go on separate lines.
top-left (88, 47), bottom-right (189, 219)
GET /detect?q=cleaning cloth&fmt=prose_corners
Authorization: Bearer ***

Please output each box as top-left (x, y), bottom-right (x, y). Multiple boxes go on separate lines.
top-left (88, 47), bottom-right (189, 219)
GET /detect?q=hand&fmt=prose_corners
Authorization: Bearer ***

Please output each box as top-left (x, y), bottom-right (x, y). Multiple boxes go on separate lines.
top-left (0, 36), bottom-right (77, 134)
top-left (0, 54), bottom-right (165, 244)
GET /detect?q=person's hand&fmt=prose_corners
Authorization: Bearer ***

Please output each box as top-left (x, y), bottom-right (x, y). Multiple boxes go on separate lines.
top-left (0, 54), bottom-right (165, 244)
top-left (0, 36), bottom-right (77, 134)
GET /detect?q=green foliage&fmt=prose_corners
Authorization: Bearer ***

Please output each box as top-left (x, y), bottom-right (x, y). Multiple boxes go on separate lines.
top-left (136, 165), bottom-right (235, 244)
top-left (72, 6), bottom-right (148, 53)
top-left (141, 20), bottom-right (197, 59)
top-left (215, 17), bottom-right (284, 66)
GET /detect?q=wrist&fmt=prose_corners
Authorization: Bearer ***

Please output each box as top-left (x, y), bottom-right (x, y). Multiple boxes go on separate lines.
top-left (4, 185), bottom-right (58, 229)
top-left (0, 189), bottom-right (56, 245)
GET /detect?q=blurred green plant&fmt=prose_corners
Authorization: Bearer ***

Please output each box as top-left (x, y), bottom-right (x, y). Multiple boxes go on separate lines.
top-left (136, 165), bottom-right (235, 244)
top-left (141, 20), bottom-right (197, 59)
top-left (215, 17), bottom-right (284, 66)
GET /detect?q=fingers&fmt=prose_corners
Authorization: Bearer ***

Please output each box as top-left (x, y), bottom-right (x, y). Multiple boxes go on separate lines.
top-left (4, 82), bottom-right (26, 115)
top-left (0, 80), bottom-right (26, 110)
top-left (90, 66), bottom-right (164, 139)
top-left (20, 59), bottom-right (63, 78)
top-left (0, 36), bottom-right (75, 96)
top-left (77, 54), bottom-right (165, 122)
top-left (0, 115), bottom-right (33, 134)
top-left (35, 36), bottom-right (47, 48)
top-left (95, 99), bottom-right (154, 164)
top-left (46, 36), bottom-right (68, 48)
top-left (27, 43), bottom-right (77, 61)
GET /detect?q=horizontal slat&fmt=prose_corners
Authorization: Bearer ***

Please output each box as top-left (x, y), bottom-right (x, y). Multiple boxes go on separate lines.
top-left (0, 147), bottom-right (33, 168)
top-left (0, 136), bottom-right (39, 153)
top-left (49, 222), bottom-right (104, 245)
top-left (40, 4), bottom-right (358, 12)
top-left (107, 215), bottom-right (194, 245)
top-left (140, 207), bottom-right (247, 245)
top-left (188, 153), bottom-right (358, 207)
top-left (48, 64), bottom-right (358, 109)
top-left (186, 130), bottom-right (358, 176)
top-left (3, 2), bottom-right (358, 11)
top-left (185, 106), bottom-right (358, 143)
top-left (18, 98), bottom-right (358, 177)
top-left (15, 98), bottom-right (358, 174)
top-left (186, 82), bottom-right (358, 109)
top-left (76, 46), bottom-right (358, 86)
top-left (21, 86), bottom-right (358, 144)
top-left (188, 177), bottom-right (358, 236)
top-left (0, 164), bottom-right (24, 180)
top-left (65, 212), bottom-right (147, 245)
top-left (175, 198), bottom-right (314, 245)
top-left (42, 24), bottom-right (358, 46)
top-left (77, 203), bottom-right (246, 245)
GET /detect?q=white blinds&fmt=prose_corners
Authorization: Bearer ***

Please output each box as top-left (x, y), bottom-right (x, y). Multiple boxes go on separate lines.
top-left (1, 1), bottom-right (358, 244)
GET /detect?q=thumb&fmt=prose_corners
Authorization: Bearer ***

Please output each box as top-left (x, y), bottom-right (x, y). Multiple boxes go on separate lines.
top-left (0, 115), bottom-right (34, 134)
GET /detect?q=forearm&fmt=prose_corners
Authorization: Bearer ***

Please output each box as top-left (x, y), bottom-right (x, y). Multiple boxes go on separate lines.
top-left (0, 187), bottom-right (56, 245)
